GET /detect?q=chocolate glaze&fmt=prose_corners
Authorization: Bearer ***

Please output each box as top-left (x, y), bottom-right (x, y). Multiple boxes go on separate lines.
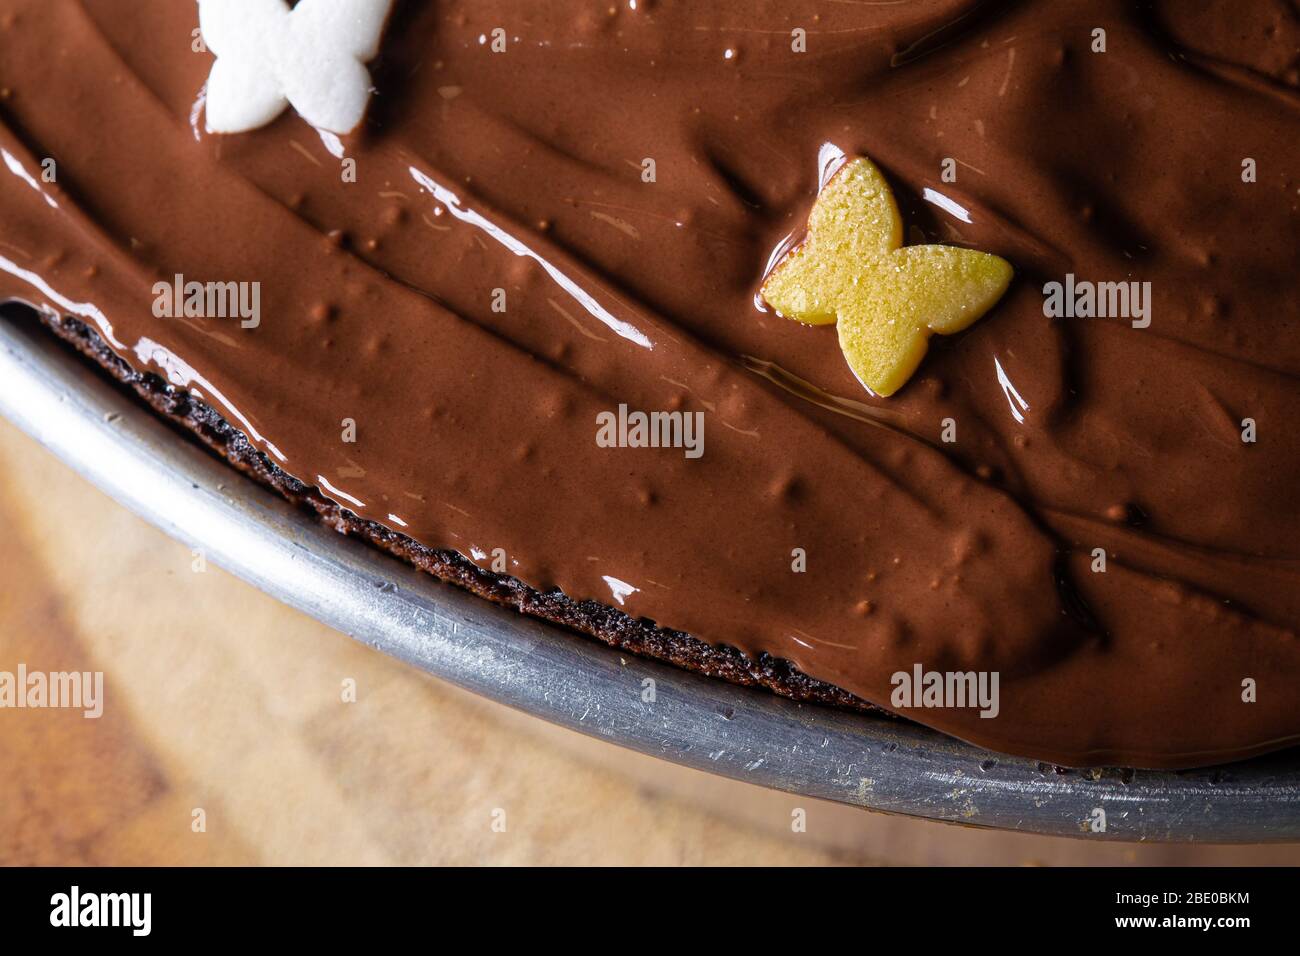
top-left (1, 0), bottom-right (1297, 768)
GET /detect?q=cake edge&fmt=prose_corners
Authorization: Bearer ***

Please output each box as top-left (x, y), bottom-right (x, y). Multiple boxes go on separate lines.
top-left (29, 308), bottom-right (883, 719)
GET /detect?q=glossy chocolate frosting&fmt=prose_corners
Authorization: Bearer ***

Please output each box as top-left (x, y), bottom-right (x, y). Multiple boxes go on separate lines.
top-left (1, 0), bottom-right (1297, 768)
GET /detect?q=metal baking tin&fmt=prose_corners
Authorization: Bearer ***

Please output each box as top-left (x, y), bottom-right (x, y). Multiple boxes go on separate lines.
top-left (3, 305), bottom-right (1298, 842)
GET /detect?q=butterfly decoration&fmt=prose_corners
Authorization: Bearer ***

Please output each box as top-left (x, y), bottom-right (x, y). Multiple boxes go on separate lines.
top-left (761, 155), bottom-right (1013, 397)
top-left (198, 0), bottom-right (395, 135)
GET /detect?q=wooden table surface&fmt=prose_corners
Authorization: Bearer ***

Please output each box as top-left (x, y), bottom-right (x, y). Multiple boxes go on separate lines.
top-left (2, 414), bottom-right (1296, 866)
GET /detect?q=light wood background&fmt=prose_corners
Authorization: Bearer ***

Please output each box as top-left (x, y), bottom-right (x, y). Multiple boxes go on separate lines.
top-left (1, 415), bottom-right (1296, 865)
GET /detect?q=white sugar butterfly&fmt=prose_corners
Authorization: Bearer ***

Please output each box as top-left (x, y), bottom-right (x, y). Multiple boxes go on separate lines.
top-left (199, 0), bottom-right (395, 135)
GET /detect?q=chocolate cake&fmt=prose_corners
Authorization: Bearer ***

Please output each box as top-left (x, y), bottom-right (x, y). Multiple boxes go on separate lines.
top-left (1, 0), bottom-right (1297, 769)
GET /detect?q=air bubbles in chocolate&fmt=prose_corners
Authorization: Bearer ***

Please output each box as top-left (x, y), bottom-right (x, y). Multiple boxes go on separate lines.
top-left (1105, 501), bottom-right (1149, 527)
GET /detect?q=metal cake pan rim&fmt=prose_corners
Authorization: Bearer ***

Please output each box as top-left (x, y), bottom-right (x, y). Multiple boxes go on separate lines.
top-left (3, 305), bottom-right (1299, 843)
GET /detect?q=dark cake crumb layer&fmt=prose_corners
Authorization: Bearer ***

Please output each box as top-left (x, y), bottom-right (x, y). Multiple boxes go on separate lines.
top-left (36, 309), bottom-right (874, 715)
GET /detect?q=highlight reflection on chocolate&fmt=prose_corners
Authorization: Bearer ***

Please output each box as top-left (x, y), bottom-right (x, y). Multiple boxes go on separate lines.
top-left (0, 0), bottom-right (1297, 769)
